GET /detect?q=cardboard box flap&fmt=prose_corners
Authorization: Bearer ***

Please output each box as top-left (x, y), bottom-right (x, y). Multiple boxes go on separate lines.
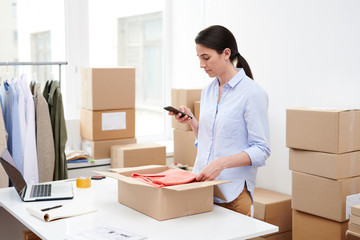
top-left (110, 165), bottom-right (168, 176)
top-left (95, 170), bottom-right (230, 198)
top-left (164, 180), bottom-right (229, 191)
top-left (94, 170), bottom-right (152, 187)
top-left (93, 171), bottom-right (122, 180)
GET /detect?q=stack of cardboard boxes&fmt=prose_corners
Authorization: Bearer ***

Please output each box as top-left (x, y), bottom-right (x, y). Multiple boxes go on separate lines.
top-left (347, 205), bottom-right (360, 239)
top-left (172, 89), bottom-right (202, 167)
top-left (251, 188), bottom-right (292, 240)
top-left (286, 107), bottom-right (360, 240)
top-left (80, 68), bottom-right (137, 160)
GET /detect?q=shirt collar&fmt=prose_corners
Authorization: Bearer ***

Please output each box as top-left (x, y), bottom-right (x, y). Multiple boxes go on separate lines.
top-left (215, 68), bottom-right (246, 88)
top-left (228, 68), bottom-right (246, 88)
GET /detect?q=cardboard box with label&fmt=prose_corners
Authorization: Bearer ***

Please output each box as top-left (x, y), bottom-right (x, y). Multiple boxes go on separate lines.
top-left (81, 138), bottom-right (136, 160)
top-left (81, 68), bottom-right (135, 110)
top-left (253, 188), bottom-right (292, 234)
top-left (80, 108), bottom-right (135, 141)
top-left (286, 108), bottom-right (360, 154)
top-left (289, 149), bottom-right (360, 180)
top-left (96, 165), bottom-right (228, 220)
top-left (171, 89), bottom-right (202, 131)
top-left (292, 171), bottom-right (360, 222)
top-left (111, 143), bottom-right (166, 168)
top-left (293, 209), bottom-right (348, 240)
top-left (173, 129), bottom-right (197, 166)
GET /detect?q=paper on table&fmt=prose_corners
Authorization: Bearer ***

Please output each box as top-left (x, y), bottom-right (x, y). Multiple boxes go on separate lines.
top-left (65, 226), bottom-right (147, 240)
top-left (27, 202), bottom-right (96, 222)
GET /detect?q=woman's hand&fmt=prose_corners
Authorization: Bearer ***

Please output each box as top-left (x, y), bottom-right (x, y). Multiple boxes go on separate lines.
top-left (196, 152), bottom-right (252, 181)
top-left (196, 158), bottom-right (225, 181)
top-left (168, 105), bottom-right (194, 124)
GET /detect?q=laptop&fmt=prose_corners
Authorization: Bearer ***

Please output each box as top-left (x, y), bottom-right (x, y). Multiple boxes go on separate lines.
top-left (0, 149), bottom-right (74, 202)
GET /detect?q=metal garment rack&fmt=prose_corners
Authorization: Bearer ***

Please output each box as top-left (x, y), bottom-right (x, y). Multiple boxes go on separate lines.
top-left (0, 61), bottom-right (68, 86)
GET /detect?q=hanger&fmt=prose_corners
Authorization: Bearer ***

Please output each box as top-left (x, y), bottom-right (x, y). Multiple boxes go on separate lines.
top-left (4, 64), bottom-right (10, 86)
top-left (31, 72), bottom-right (37, 85)
top-left (12, 65), bottom-right (18, 84)
top-left (50, 72), bottom-right (55, 81)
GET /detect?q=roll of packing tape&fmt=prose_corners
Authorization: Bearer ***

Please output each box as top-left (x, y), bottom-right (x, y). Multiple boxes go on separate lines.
top-left (76, 177), bottom-right (91, 188)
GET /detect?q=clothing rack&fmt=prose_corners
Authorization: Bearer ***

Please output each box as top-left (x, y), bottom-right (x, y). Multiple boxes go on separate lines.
top-left (0, 61), bottom-right (68, 86)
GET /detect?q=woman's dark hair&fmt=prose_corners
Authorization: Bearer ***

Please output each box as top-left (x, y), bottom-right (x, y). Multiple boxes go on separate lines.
top-left (195, 25), bottom-right (254, 80)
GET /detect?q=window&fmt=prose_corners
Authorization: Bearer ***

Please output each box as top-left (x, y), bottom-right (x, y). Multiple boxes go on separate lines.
top-left (0, 0), bottom-right (65, 85)
top-left (0, 0), bottom-right (19, 80)
top-left (118, 12), bottom-right (165, 137)
top-left (31, 31), bottom-right (51, 85)
top-left (12, 2), bottom-right (17, 17)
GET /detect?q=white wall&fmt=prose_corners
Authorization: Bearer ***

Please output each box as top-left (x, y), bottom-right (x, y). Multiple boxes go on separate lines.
top-left (168, 0), bottom-right (360, 195)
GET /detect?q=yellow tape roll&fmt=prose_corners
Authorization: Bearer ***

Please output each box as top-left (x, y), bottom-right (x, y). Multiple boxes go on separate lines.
top-left (76, 177), bottom-right (91, 188)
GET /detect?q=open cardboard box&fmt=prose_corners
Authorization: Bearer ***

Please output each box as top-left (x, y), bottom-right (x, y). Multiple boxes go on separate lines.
top-left (96, 165), bottom-right (229, 221)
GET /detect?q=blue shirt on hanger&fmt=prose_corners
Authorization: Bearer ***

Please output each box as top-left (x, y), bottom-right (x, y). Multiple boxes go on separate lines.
top-left (0, 83), bottom-right (24, 174)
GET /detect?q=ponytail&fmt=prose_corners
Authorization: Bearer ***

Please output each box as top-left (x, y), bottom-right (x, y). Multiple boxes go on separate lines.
top-left (236, 53), bottom-right (254, 80)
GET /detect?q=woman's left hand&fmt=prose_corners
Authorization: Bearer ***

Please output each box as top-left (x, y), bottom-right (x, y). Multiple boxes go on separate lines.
top-left (196, 158), bottom-right (224, 181)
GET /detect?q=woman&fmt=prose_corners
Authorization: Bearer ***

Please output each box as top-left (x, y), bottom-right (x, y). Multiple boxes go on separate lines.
top-left (169, 25), bottom-right (270, 216)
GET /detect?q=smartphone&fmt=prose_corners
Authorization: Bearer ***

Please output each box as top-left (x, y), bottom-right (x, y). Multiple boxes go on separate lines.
top-left (164, 106), bottom-right (193, 119)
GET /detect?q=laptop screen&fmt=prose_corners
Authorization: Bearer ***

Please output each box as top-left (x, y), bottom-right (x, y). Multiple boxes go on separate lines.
top-left (0, 149), bottom-right (27, 197)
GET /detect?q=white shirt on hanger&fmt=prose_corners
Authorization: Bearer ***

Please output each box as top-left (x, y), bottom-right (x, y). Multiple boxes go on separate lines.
top-left (19, 74), bottom-right (39, 184)
top-left (14, 78), bottom-right (26, 156)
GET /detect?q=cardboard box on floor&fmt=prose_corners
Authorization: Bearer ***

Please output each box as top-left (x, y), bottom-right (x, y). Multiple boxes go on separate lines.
top-left (171, 89), bottom-right (202, 131)
top-left (346, 230), bottom-right (360, 240)
top-left (81, 68), bottom-right (135, 110)
top-left (293, 209), bottom-right (348, 240)
top-left (286, 108), bottom-right (360, 154)
top-left (80, 108), bottom-right (135, 141)
top-left (289, 149), bottom-right (360, 180)
top-left (173, 129), bottom-right (197, 166)
top-left (253, 188), bottom-right (292, 234)
top-left (81, 138), bottom-right (136, 159)
top-left (95, 165), bottom-right (228, 221)
top-left (111, 143), bottom-right (166, 168)
top-left (292, 171), bottom-right (360, 222)
top-left (248, 231), bottom-right (292, 240)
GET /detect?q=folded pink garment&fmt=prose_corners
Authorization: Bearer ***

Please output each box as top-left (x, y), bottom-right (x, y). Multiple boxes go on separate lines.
top-left (132, 168), bottom-right (197, 188)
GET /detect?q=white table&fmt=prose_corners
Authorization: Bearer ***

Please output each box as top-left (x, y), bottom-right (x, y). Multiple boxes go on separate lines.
top-left (0, 178), bottom-right (278, 240)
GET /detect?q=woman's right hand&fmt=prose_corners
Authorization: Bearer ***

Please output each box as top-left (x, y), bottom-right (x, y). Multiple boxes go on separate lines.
top-left (170, 105), bottom-right (199, 138)
top-left (169, 105), bottom-right (194, 124)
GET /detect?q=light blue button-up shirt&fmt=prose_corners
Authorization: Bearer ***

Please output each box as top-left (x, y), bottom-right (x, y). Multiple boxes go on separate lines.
top-left (193, 68), bottom-right (270, 203)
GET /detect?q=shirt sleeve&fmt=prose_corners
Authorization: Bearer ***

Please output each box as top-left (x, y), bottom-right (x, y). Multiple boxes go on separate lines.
top-left (243, 88), bottom-right (271, 167)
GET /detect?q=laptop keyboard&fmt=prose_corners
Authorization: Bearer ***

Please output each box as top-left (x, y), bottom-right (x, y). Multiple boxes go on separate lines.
top-left (30, 184), bottom-right (52, 198)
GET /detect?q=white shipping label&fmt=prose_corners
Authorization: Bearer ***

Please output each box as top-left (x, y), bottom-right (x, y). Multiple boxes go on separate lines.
top-left (81, 141), bottom-right (92, 156)
top-left (102, 112), bottom-right (126, 131)
top-left (346, 193), bottom-right (360, 219)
